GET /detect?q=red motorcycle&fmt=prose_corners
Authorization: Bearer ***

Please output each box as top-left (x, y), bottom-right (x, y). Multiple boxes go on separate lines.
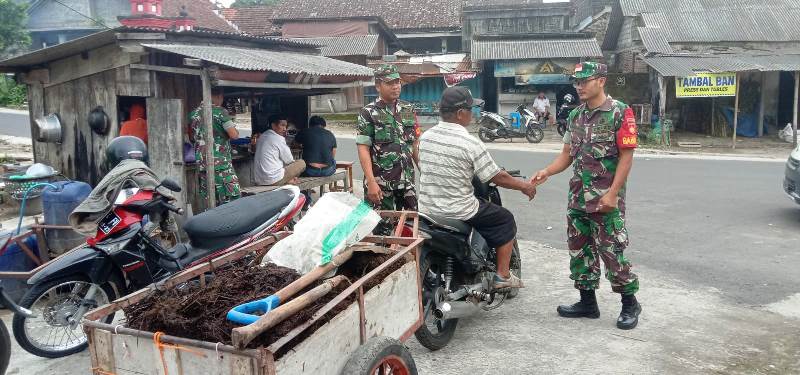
top-left (12, 179), bottom-right (304, 358)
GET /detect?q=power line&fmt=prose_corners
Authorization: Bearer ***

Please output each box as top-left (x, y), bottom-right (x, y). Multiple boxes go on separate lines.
top-left (51, 0), bottom-right (111, 29)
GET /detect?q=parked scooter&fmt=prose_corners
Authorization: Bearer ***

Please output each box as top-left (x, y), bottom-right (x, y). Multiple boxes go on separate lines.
top-left (478, 105), bottom-right (544, 143)
top-left (11, 179), bottom-right (305, 358)
top-left (556, 94), bottom-right (578, 137)
top-left (413, 169), bottom-right (523, 351)
top-left (1, 287), bottom-right (35, 375)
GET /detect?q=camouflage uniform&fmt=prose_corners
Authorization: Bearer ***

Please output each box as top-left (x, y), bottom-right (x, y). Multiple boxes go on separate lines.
top-left (189, 105), bottom-right (241, 204)
top-left (563, 68), bottom-right (639, 295)
top-left (357, 65), bottom-right (420, 211)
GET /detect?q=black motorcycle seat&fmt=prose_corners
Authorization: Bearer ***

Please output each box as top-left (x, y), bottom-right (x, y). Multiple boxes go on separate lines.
top-left (160, 243), bottom-right (218, 270)
top-left (419, 213), bottom-right (472, 234)
top-left (183, 189), bottom-right (294, 248)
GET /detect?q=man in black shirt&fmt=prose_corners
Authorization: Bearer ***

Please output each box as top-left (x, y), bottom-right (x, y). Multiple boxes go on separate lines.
top-left (296, 116), bottom-right (337, 177)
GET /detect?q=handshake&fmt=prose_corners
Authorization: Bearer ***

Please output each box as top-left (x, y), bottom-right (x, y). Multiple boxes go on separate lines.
top-left (519, 169), bottom-right (551, 201)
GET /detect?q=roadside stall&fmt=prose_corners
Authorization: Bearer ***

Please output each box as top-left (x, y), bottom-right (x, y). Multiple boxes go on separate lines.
top-left (0, 27), bottom-right (372, 215)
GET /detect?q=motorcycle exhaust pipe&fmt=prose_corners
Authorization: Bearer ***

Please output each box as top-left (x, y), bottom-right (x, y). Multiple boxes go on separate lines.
top-left (433, 300), bottom-right (481, 320)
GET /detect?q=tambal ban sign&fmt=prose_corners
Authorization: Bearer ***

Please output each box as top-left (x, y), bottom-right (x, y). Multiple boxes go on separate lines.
top-left (676, 72), bottom-right (737, 98)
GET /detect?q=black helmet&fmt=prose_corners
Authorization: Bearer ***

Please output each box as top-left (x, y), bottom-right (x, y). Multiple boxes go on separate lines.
top-left (106, 136), bottom-right (148, 169)
top-left (563, 94), bottom-right (575, 104)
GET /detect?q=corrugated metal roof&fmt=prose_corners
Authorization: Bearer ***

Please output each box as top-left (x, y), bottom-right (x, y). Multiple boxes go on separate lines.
top-left (622, 0), bottom-right (800, 42)
top-left (471, 38), bottom-right (603, 61)
top-left (283, 35), bottom-right (379, 57)
top-left (643, 53), bottom-right (800, 76)
top-left (141, 44), bottom-right (374, 77)
top-left (637, 27), bottom-right (673, 54)
top-left (620, 0), bottom-right (798, 17)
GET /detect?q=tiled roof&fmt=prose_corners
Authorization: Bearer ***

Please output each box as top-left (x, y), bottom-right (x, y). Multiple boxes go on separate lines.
top-left (221, 6), bottom-right (281, 36)
top-left (271, 0), bottom-right (463, 32)
top-left (163, 0), bottom-right (238, 33)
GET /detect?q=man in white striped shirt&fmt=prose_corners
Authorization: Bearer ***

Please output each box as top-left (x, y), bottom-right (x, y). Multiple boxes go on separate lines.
top-left (418, 87), bottom-right (537, 290)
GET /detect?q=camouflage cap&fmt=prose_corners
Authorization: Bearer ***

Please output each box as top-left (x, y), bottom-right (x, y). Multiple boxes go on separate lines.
top-left (571, 61), bottom-right (608, 79)
top-left (374, 64), bottom-right (401, 82)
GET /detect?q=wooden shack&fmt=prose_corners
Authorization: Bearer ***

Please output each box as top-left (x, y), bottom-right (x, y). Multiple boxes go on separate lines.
top-left (0, 27), bottom-right (372, 213)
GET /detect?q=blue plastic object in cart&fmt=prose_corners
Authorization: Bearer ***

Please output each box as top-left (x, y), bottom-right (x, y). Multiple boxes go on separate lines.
top-left (0, 234), bottom-right (39, 304)
top-left (227, 295), bottom-right (281, 325)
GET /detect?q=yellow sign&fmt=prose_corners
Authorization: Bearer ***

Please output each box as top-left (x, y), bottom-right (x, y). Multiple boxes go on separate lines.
top-left (676, 72), bottom-right (737, 98)
top-left (538, 61), bottom-right (556, 74)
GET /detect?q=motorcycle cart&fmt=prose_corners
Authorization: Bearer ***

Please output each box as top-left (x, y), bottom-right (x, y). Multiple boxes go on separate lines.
top-left (83, 211), bottom-right (424, 375)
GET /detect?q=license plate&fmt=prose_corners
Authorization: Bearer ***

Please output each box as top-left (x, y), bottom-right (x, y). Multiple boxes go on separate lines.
top-left (98, 211), bottom-right (122, 234)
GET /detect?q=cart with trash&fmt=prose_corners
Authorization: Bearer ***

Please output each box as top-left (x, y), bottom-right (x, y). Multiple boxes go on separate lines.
top-left (83, 207), bottom-right (424, 375)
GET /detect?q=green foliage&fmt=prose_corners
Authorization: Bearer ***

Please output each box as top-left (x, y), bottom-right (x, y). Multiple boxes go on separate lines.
top-left (0, 0), bottom-right (30, 55)
top-left (231, 0), bottom-right (282, 7)
top-left (0, 75), bottom-right (26, 108)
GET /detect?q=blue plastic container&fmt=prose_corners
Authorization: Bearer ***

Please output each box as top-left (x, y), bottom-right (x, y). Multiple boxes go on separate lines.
top-left (42, 181), bottom-right (91, 253)
top-left (0, 234), bottom-right (39, 304)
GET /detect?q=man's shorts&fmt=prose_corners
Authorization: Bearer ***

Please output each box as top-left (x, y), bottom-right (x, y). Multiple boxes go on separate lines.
top-left (465, 200), bottom-right (517, 248)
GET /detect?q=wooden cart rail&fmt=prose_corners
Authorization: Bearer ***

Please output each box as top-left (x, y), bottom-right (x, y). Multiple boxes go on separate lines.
top-left (0, 224), bottom-right (76, 280)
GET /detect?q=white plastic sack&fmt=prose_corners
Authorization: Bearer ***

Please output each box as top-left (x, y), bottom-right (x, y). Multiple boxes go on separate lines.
top-left (263, 193), bottom-right (381, 274)
top-left (779, 123), bottom-right (795, 143)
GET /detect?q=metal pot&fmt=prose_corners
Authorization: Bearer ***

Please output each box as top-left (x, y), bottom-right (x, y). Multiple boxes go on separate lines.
top-left (34, 113), bottom-right (62, 143)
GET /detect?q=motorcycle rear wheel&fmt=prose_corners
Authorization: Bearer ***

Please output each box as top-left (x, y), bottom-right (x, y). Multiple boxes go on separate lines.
top-left (526, 127), bottom-right (545, 143)
top-left (478, 128), bottom-right (494, 143)
top-left (12, 275), bottom-right (119, 358)
top-left (414, 254), bottom-right (458, 351)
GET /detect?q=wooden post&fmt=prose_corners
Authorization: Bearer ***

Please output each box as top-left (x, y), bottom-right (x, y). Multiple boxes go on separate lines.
top-left (201, 67), bottom-right (216, 209)
top-left (794, 71), bottom-right (799, 147)
top-left (657, 74), bottom-right (667, 147)
top-left (711, 97), bottom-right (716, 136)
top-left (758, 71), bottom-right (766, 137)
top-left (732, 72), bottom-right (740, 149)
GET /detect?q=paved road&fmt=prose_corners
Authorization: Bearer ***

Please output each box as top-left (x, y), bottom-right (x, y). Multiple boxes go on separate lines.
top-left (0, 109), bottom-right (31, 138)
top-left (336, 138), bottom-right (800, 307)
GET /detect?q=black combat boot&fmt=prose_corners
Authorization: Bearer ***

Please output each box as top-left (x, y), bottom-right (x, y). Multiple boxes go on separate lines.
top-left (617, 294), bottom-right (642, 330)
top-left (557, 289), bottom-right (600, 318)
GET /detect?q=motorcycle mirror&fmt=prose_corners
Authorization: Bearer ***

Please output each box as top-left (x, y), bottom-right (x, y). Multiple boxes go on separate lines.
top-left (159, 178), bottom-right (182, 193)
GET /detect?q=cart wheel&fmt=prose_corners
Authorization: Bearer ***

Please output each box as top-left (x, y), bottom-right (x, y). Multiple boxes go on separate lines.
top-left (341, 336), bottom-right (418, 375)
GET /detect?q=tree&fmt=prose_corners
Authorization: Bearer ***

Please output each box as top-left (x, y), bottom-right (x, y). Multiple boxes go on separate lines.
top-left (231, 0), bottom-right (282, 8)
top-left (0, 0), bottom-right (30, 57)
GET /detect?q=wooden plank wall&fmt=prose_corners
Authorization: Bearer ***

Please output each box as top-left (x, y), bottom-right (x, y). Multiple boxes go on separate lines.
top-left (146, 98), bottom-right (187, 212)
top-left (36, 69), bottom-right (120, 185)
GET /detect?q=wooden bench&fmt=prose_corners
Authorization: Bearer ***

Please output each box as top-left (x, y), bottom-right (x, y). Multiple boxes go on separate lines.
top-left (240, 170), bottom-right (349, 197)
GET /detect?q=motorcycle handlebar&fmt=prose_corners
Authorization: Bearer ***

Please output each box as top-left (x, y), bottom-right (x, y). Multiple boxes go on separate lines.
top-left (162, 201), bottom-right (184, 216)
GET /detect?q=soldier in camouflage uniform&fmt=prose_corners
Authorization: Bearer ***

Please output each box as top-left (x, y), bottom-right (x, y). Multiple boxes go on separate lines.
top-left (356, 64), bottom-right (420, 212)
top-left (532, 62), bottom-right (642, 330)
top-left (189, 88), bottom-right (241, 205)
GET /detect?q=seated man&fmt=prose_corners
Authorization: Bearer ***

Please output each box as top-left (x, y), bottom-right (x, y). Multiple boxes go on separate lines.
top-left (254, 114), bottom-right (306, 186)
top-left (418, 87), bottom-right (537, 290)
top-left (296, 116), bottom-right (337, 177)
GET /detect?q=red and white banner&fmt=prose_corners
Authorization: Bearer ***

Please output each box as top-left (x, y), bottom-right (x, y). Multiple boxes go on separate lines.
top-left (444, 72), bottom-right (477, 87)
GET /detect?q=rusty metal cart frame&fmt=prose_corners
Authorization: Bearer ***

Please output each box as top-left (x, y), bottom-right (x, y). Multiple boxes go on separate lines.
top-left (83, 211), bottom-right (423, 375)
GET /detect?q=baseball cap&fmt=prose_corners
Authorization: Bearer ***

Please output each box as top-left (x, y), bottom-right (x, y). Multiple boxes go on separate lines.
top-left (571, 61), bottom-right (608, 79)
top-left (374, 64), bottom-right (401, 82)
top-left (440, 86), bottom-right (485, 111)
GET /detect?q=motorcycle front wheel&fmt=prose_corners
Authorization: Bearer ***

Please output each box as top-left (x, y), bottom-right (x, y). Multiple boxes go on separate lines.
top-left (12, 276), bottom-right (119, 358)
top-left (526, 127), bottom-right (545, 143)
top-left (478, 128), bottom-right (494, 143)
top-left (0, 320), bottom-right (9, 375)
top-left (557, 123), bottom-right (567, 137)
top-left (506, 241), bottom-right (523, 299)
top-left (414, 254), bottom-right (458, 351)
